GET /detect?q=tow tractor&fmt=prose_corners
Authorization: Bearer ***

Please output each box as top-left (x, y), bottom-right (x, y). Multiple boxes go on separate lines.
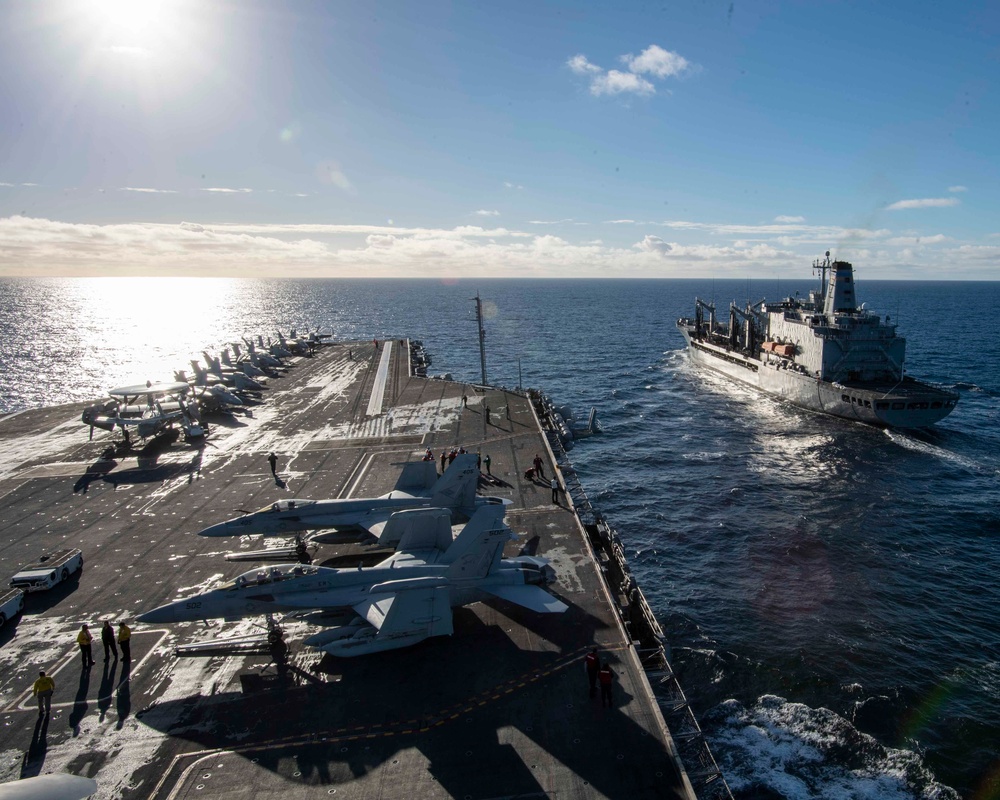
top-left (10, 549), bottom-right (84, 592)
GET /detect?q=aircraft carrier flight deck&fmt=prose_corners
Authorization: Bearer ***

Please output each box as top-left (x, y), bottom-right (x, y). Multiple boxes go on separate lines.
top-left (0, 340), bottom-right (701, 799)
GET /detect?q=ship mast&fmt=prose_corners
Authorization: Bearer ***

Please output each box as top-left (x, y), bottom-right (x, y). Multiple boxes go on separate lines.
top-left (814, 250), bottom-right (831, 294)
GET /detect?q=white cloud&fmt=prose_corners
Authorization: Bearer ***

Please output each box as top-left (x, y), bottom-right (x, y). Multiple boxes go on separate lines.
top-left (568, 43), bottom-right (695, 98)
top-left (621, 45), bottom-right (690, 79)
top-left (885, 234), bottom-right (948, 246)
top-left (774, 215), bottom-right (805, 223)
top-left (503, 182), bottom-right (524, 190)
top-left (591, 70), bottom-right (655, 96)
top-left (948, 185), bottom-right (968, 193)
top-left (1, 215), bottom-right (991, 279)
top-left (475, 209), bottom-right (500, 217)
top-left (637, 235), bottom-right (673, 254)
top-left (606, 219), bottom-right (636, 225)
top-left (567, 54), bottom-right (602, 75)
top-left (0, 182), bottom-right (14, 187)
top-left (201, 187), bottom-right (252, 194)
top-left (885, 197), bottom-right (959, 210)
top-left (121, 187), bottom-right (178, 194)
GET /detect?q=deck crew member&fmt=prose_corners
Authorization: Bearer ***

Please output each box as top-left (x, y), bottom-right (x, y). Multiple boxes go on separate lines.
top-left (551, 477), bottom-right (559, 504)
top-left (118, 621), bottom-right (132, 662)
top-left (267, 452), bottom-right (278, 476)
top-left (598, 662), bottom-right (614, 708)
top-left (584, 648), bottom-right (600, 698)
top-left (33, 670), bottom-right (55, 716)
top-left (533, 454), bottom-right (545, 480)
top-left (77, 624), bottom-right (95, 668)
top-left (101, 620), bottom-right (118, 662)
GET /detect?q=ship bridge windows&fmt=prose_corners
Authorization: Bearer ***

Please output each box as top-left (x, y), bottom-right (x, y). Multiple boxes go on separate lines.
top-left (891, 402), bottom-right (905, 410)
top-left (907, 401), bottom-right (929, 410)
top-left (931, 401), bottom-right (943, 409)
top-left (876, 402), bottom-right (890, 410)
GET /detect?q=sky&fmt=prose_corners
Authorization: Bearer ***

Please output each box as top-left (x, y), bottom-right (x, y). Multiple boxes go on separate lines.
top-left (1, 0), bottom-right (998, 279)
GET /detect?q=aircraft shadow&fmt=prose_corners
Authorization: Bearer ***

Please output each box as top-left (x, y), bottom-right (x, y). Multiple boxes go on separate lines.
top-left (19, 571), bottom-right (82, 614)
top-left (135, 603), bottom-right (676, 799)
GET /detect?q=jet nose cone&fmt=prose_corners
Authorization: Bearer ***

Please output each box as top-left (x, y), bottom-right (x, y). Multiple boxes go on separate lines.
top-left (198, 521), bottom-right (233, 537)
top-left (136, 603), bottom-right (177, 624)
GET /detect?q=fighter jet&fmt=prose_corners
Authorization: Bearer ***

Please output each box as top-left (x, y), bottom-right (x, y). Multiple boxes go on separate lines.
top-left (198, 453), bottom-right (506, 544)
top-left (138, 505), bottom-right (567, 657)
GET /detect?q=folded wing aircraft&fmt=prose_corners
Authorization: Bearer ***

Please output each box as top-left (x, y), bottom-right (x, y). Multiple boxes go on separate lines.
top-left (139, 505), bottom-right (567, 657)
top-left (198, 453), bottom-right (508, 543)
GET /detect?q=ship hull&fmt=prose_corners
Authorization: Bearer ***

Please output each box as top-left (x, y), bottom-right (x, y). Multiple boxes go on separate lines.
top-left (678, 326), bottom-right (956, 428)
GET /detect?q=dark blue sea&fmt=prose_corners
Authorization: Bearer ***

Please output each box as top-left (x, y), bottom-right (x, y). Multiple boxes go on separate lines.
top-left (1, 277), bottom-right (998, 800)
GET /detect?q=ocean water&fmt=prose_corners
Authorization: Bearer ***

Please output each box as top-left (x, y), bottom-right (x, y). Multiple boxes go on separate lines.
top-left (1, 276), bottom-right (998, 800)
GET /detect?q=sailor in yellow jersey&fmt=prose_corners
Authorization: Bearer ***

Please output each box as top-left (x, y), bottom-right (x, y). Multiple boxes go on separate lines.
top-left (32, 670), bottom-right (55, 715)
top-left (117, 621), bottom-right (132, 662)
top-left (77, 624), bottom-right (95, 669)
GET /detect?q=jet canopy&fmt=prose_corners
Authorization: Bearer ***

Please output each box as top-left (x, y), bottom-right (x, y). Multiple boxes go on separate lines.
top-left (255, 499), bottom-right (318, 514)
top-left (226, 563), bottom-right (320, 589)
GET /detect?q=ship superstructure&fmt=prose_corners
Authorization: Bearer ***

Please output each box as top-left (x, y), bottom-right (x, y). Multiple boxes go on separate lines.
top-left (676, 253), bottom-right (958, 427)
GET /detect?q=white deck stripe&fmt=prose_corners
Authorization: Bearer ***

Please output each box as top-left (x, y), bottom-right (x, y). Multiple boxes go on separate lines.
top-left (366, 341), bottom-right (393, 416)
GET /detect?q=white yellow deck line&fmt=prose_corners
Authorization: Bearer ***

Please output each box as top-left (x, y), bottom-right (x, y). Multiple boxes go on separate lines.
top-left (366, 340), bottom-right (393, 416)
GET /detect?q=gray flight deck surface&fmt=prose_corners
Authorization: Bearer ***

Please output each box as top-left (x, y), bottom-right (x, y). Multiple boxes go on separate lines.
top-left (0, 342), bottom-right (692, 799)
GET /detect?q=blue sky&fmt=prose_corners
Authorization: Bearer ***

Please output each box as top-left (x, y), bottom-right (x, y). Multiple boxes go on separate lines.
top-left (1, 0), bottom-right (998, 278)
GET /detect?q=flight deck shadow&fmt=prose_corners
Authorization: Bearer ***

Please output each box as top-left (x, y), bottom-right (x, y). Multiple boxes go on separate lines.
top-left (68, 667), bottom-right (92, 737)
top-left (133, 599), bottom-right (676, 799)
top-left (19, 713), bottom-right (50, 779)
top-left (73, 459), bottom-right (117, 494)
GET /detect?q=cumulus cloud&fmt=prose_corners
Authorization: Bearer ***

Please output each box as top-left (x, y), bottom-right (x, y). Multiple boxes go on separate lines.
top-left (591, 70), bottom-right (655, 96)
top-left (567, 54), bottom-right (602, 75)
top-left (121, 187), bottom-right (178, 194)
top-left (475, 209), bottom-right (500, 217)
top-left (503, 182), bottom-right (524, 190)
top-left (637, 235), bottom-right (673, 254)
top-left (201, 187), bottom-right (252, 194)
top-left (774, 215), bottom-right (805, 223)
top-left (948, 186), bottom-right (967, 193)
top-left (621, 45), bottom-right (690, 78)
top-left (568, 43), bottom-right (694, 97)
top-left (528, 219), bottom-right (574, 225)
top-left (885, 198), bottom-right (959, 210)
top-left (606, 219), bottom-right (636, 225)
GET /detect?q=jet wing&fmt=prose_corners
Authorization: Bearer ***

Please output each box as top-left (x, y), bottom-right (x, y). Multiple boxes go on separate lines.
top-left (354, 578), bottom-right (454, 637)
top-left (484, 585), bottom-right (569, 613)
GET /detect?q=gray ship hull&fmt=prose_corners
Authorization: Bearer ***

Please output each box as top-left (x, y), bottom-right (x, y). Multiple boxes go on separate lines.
top-left (678, 326), bottom-right (956, 428)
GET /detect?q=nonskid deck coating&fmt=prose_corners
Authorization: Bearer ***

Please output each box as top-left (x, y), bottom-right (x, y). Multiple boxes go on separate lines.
top-left (0, 341), bottom-right (691, 799)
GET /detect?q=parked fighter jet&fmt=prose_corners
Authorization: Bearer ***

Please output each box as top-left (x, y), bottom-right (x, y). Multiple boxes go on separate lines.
top-left (198, 453), bottom-right (506, 544)
top-left (201, 352), bottom-right (264, 392)
top-left (138, 505), bottom-right (566, 657)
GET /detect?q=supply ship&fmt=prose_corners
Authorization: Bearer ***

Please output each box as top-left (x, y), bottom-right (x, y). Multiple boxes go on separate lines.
top-left (676, 253), bottom-right (958, 428)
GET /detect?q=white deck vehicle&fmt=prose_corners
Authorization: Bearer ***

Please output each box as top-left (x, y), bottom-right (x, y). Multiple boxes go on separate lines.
top-left (10, 549), bottom-right (83, 592)
top-left (0, 588), bottom-right (25, 626)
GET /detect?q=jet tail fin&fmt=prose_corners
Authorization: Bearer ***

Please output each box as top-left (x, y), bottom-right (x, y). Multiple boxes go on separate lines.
top-left (442, 506), bottom-right (513, 579)
top-left (378, 507), bottom-right (453, 550)
top-left (429, 453), bottom-right (479, 510)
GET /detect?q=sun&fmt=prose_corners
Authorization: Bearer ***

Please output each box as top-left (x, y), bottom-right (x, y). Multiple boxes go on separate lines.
top-left (78, 0), bottom-right (186, 50)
